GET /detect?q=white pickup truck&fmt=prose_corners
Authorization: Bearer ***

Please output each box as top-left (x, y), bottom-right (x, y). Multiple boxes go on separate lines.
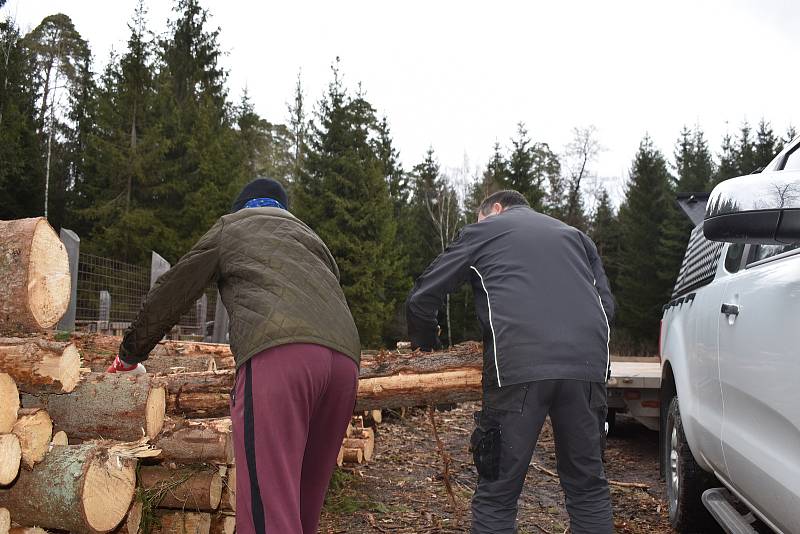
top-left (659, 135), bottom-right (800, 533)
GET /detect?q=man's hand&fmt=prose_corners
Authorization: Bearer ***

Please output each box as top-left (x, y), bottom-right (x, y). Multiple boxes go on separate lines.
top-left (107, 354), bottom-right (146, 374)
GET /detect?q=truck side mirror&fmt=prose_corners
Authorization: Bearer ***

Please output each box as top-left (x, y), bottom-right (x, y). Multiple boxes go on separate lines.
top-left (703, 171), bottom-right (800, 245)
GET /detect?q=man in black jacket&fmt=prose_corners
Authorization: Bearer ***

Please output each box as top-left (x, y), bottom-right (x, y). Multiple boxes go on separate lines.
top-left (406, 190), bottom-right (614, 534)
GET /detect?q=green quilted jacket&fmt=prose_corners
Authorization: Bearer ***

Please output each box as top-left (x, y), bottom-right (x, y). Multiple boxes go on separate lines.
top-left (119, 208), bottom-right (361, 368)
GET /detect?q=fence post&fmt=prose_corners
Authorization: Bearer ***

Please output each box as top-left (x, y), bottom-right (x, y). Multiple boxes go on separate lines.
top-left (98, 290), bottom-right (111, 333)
top-left (150, 252), bottom-right (171, 288)
top-left (57, 228), bottom-right (80, 332)
top-left (211, 291), bottom-right (229, 343)
top-left (195, 294), bottom-right (208, 338)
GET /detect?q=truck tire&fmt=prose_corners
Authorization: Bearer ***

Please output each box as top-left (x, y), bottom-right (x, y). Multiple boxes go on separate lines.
top-left (665, 396), bottom-right (720, 533)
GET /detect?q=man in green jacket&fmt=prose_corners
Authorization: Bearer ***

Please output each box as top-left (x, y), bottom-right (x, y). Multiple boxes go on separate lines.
top-left (108, 178), bottom-right (361, 534)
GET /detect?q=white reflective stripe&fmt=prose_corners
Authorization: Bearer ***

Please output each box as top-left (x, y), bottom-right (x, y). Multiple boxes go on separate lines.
top-left (594, 278), bottom-right (611, 378)
top-left (471, 266), bottom-right (501, 386)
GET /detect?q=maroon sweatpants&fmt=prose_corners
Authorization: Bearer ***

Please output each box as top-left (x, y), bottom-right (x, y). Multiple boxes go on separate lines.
top-left (230, 343), bottom-right (358, 534)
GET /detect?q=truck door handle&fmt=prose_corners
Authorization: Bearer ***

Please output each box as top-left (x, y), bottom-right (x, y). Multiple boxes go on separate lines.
top-left (721, 303), bottom-right (740, 316)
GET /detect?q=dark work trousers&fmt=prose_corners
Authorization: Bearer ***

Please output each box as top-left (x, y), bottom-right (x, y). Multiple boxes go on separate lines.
top-left (230, 343), bottom-right (358, 534)
top-left (470, 379), bottom-right (613, 534)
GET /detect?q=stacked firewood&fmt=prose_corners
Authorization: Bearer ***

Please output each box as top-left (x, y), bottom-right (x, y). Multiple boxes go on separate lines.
top-left (0, 217), bottom-right (486, 533)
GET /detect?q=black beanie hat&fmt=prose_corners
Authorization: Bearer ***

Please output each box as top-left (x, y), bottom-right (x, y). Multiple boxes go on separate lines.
top-left (231, 177), bottom-right (289, 213)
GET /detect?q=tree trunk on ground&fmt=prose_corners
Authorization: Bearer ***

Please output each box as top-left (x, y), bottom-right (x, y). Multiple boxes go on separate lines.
top-left (0, 443), bottom-right (137, 534)
top-left (9, 528), bottom-right (46, 534)
top-left (153, 511), bottom-right (211, 534)
top-left (21, 373), bottom-right (165, 441)
top-left (0, 218), bottom-right (70, 333)
top-left (139, 465), bottom-right (222, 512)
top-left (0, 507), bottom-right (8, 534)
top-left (11, 409), bottom-right (51, 469)
top-left (355, 368), bottom-right (482, 411)
top-left (0, 338), bottom-right (81, 394)
top-left (218, 467), bottom-right (235, 512)
top-left (153, 418), bottom-right (233, 465)
top-left (0, 374), bottom-right (19, 434)
top-left (120, 501), bottom-right (142, 534)
top-left (153, 371), bottom-right (233, 419)
top-left (209, 514), bottom-right (234, 534)
top-left (0, 434), bottom-right (20, 485)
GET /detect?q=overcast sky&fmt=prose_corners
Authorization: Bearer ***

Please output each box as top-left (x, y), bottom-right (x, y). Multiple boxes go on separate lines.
top-left (5, 0), bottom-right (799, 204)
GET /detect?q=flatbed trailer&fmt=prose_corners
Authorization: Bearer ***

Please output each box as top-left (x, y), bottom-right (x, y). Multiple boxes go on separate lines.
top-left (606, 356), bottom-right (662, 431)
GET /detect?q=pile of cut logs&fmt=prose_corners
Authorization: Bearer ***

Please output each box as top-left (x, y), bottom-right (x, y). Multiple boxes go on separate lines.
top-left (0, 217), bottom-right (485, 533)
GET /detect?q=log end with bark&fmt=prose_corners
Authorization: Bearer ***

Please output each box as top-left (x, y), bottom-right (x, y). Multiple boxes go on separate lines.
top-left (22, 373), bottom-right (166, 442)
top-left (11, 409), bottom-right (52, 469)
top-left (0, 218), bottom-right (70, 333)
top-left (0, 507), bottom-right (9, 534)
top-left (0, 338), bottom-right (81, 394)
top-left (210, 514), bottom-right (234, 534)
top-left (154, 418), bottom-right (233, 465)
top-left (0, 434), bottom-right (21, 486)
top-left (0, 443), bottom-right (137, 533)
top-left (0, 374), bottom-right (19, 435)
top-left (50, 430), bottom-right (68, 446)
top-left (154, 511), bottom-right (211, 534)
top-left (218, 467), bottom-right (235, 512)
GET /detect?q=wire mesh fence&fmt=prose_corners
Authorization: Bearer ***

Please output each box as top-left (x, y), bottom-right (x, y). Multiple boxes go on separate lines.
top-left (74, 252), bottom-right (217, 339)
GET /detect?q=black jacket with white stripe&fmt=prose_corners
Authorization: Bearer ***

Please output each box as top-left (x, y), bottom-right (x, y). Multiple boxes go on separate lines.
top-left (406, 206), bottom-right (615, 388)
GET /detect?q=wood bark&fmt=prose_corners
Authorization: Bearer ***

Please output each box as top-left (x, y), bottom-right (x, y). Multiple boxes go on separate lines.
top-left (0, 507), bottom-right (8, 534)
top-left (355, 368), bottom-right (482, 411)
top-left (154, 372), bottom-right (234, 419)
top-left (0, 443), bottom-right (137, 533)
top-left (218, 467), bottom-right (235, 512)
top-left (0, 374), bottom-right (18, 434)
top-left (75, 336), bottom-right (234, 373)
top-left (0, 338), bottom-right (81, 394)
top-left (11, 409), bottom-right (51, 469)
top-left (0, 435), bottom-right (20, 486)
top-left (153, 511), bottom-right (211, 534)
top-left (0, 218), bottom-right (70, 333)
top-left (153, 418), bottom-right (233, 465)
top-left (139, 466), bottom-right (222, 512)
top-left (8, 528), bottom-right (46, 534)
top-left (209, 514), bottom-right (234, 534)
top-left (21, 373), bottom-right (165, 441)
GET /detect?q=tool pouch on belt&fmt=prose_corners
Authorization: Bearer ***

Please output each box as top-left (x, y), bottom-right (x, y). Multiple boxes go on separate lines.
top-left (470, 412), bottom-right (502, 481)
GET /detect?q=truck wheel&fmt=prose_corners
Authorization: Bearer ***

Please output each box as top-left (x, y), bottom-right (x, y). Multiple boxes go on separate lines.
top-left (606, 408), bottom-right (617, 436)
top-left (665, 396), bottom-right (720, 533)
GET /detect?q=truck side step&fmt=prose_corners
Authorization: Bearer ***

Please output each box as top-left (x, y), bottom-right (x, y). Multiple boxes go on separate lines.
top-left (702, 488), bottom-right (758, 534)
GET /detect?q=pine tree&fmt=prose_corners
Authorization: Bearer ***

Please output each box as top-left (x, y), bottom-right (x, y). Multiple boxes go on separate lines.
top-left (735, 120), bottom-right (757, 175)
top-left (76, 2), bottom-right (175, 263)
top-left (589, 188), bottom-right (621, 292)
top-left (154, 0), bottom-right (243, 260)
top-left (287, 71), bottom-right (307, 184)
top-left (713, 131), bottom-right (739, 186)
top-left (22, 13), bottom-right (92, 228)
top-left (294, 62), bottom-right (400, 346)
top-left (675, 125), bottom-right (714, 192)
top-left (0, 18), bottom-right (45, 220)
top-left (754, 119), bottom-right (779, 170)
top-left (506, 123), bottom-right (549, 210)
top-left (466, 142), bottom-right (506, 215)
top-left (616, 136), bottom-right (673, 347)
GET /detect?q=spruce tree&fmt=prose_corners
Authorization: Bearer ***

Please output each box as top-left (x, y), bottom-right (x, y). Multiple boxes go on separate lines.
top-left (713, 132), bottom-right (739, 186)
top-left (735, 120), bottom-right (757, 175)
top-left (589, 188), bottom-right (621, 292)
top-left (506, 123), bottom-right (548, 210)
top-left (0, 18), bottom-right (44, 220)
top-left (294, 63), bottom-right (400, 346)
top-left (754, 119), bottom-right (779, 169)
top-left (154, 0), bottom-right (243, 260)
top-left (466, 142), bottom-right (506, 214)
top-left (616, 136), bottom-right (673, 347)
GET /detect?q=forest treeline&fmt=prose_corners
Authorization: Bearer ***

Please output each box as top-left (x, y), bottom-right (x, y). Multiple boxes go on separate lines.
top-left (0, 0), bottom-right (796, 351)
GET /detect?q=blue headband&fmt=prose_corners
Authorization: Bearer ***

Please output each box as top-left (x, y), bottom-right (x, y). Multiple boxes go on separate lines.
top-left (243, 197), bottom-right (286, 210)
